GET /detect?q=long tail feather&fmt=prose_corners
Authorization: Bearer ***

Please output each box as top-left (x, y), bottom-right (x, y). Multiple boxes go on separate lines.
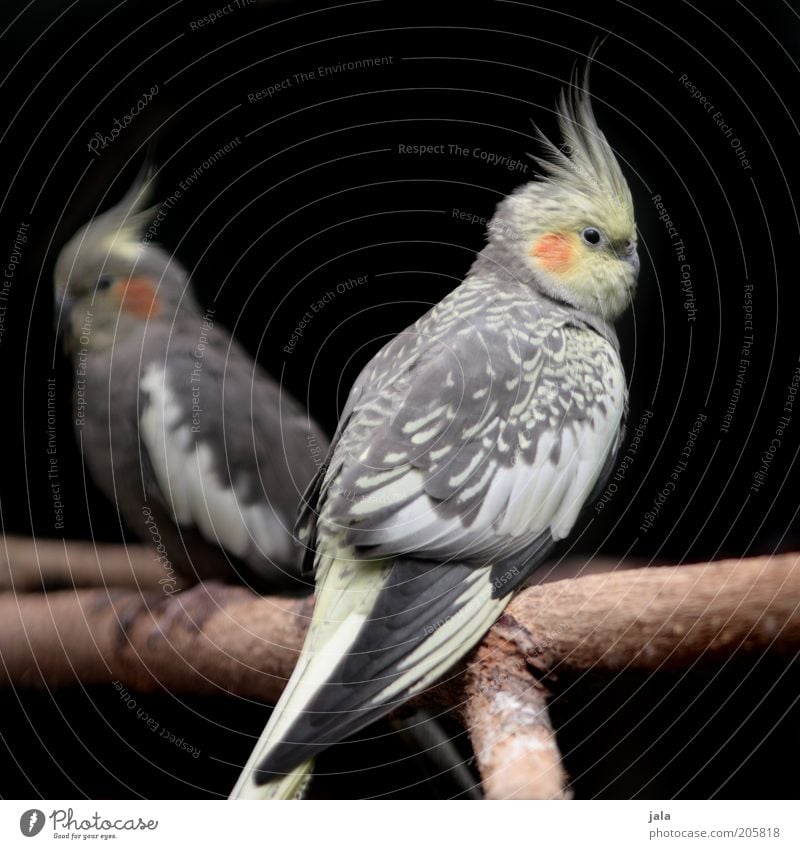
top-left (230, 758), bottom-right (314, 800)
top-left (229, 550), bottom-right (513, 800)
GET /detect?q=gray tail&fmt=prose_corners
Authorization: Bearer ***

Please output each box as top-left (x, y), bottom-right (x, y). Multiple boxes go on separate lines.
top-left (229, 759), bottom-right (314, 800)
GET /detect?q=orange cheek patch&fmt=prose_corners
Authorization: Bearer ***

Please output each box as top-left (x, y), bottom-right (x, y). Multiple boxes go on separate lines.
top-left (113, 276), bottom-right (161, 319)
top-left (530, 233), bottom-right (575, 274)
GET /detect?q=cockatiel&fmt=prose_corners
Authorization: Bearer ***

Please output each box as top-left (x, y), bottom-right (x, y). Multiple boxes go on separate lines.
top-left (231, 72), bottom-right (639, 799)
top-left (54, 170), bottom-right (326, 591)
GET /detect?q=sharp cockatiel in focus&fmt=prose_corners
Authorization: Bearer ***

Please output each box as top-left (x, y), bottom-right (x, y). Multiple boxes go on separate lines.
top-left (54, 170), bottom-right (326, 591)
top-left (231, 68), bottom-right (639, 799)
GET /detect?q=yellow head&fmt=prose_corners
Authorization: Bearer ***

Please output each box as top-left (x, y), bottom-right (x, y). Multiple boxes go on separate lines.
top-left (53, 166), bottom-right (186, 353)
top-left (490, 74), bottom-right (638, 322)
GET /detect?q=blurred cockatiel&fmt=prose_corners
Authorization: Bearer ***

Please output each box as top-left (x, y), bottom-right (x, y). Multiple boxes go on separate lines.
top-left (54, 169), bottom-right (327, 591)
top-left (231, 72), bottom-right (639, 798)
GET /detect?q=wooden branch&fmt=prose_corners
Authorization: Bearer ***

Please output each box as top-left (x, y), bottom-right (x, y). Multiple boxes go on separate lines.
top-left (0, 534), bottom-right (629, 593)
top-left (0, 535), bottom-right (184, 592)
top-left (0, 581), bottom-right (308, 701)
top-left (504, 553), bottom-right (800, 673)
top-left (462, 625), bottom-right (570, 799)
top-left (0, 551), bottom-right (798, 798)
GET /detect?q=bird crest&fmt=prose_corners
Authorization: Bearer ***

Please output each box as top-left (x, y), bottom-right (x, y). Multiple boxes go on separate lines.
top-left (56, 161), bottom-right (158, 286)
top-left (529, 67), bottom-right (634, 240)
top-left (88, 162), bottom-right (158, 261)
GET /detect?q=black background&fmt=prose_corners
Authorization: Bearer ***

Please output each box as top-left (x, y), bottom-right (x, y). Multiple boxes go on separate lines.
top-left (0, 0), bottom-right (798, 799)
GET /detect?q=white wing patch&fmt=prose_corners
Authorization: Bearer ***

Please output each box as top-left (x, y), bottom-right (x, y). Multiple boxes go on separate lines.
top-left (140, 365), bottom-right (194, 525)
top-left (139, 364), bottom-right (293, 565)
top-left (186, 443), bottom-right (249, 557)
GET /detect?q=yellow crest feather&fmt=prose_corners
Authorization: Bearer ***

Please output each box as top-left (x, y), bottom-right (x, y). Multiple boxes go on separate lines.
top-left (530, 64), bottom-right (634, 234)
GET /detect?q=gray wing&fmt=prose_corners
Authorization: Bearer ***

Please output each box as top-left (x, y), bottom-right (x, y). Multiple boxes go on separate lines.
top-left (313, 316), bottom-right (626, 574)
top-left (139, 328), bottom-right (325, 585)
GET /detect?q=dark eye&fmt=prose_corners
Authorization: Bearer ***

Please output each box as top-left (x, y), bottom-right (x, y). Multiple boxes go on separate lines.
top-left (97, 275), bottom-right (114, 291)
top-left (581, 227), bottom-right (603, 246)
